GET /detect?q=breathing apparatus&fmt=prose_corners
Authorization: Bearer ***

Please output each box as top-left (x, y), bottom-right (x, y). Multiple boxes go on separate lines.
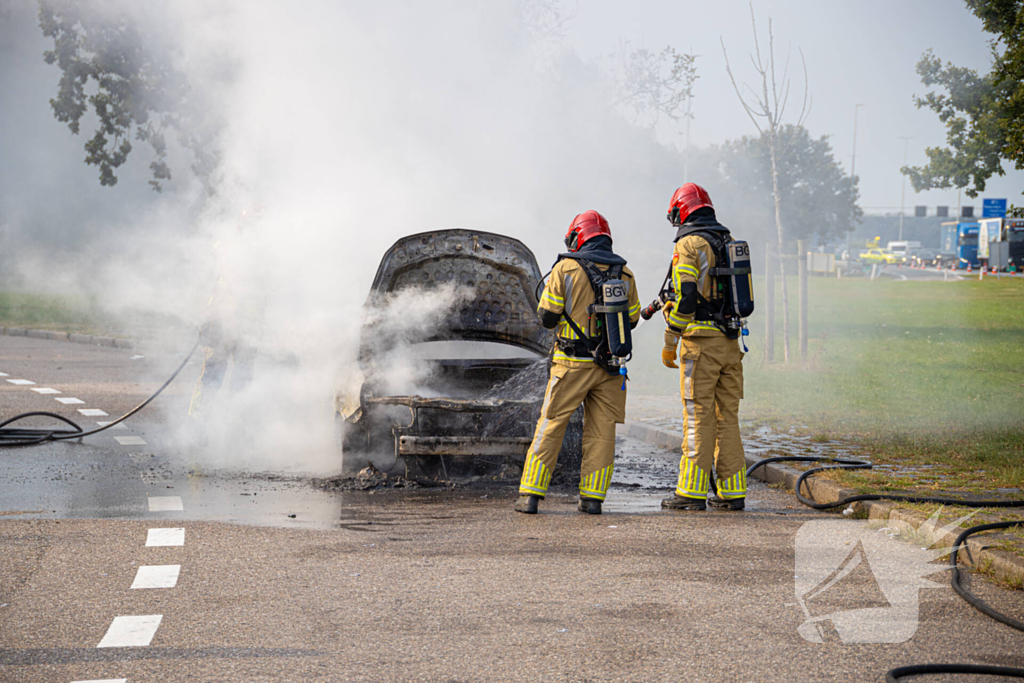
top-left (643, 186), bottom-right (754, 351)
top-left (555, 260), bottom-right (633, 385)
top-left (537, 211), bottom-right (633, 387)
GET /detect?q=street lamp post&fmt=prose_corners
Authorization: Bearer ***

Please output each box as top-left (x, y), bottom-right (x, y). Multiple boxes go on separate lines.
top-left (848, 104), bottom-right (864, 255)
top-left (899, 136), bottom-right (913, 241)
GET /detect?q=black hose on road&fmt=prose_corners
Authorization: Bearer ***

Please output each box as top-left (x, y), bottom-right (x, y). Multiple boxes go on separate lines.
top-left (747, 456), bottom-right (1024, 680)
top-left (949, 521), bottom-right (1024, 632)
top-left (747, 456), bottom-right (1024, 510)
top-left (0, 341), bottom-right (199, 447)
top-left (886, 664), bottom-right (1024, 681)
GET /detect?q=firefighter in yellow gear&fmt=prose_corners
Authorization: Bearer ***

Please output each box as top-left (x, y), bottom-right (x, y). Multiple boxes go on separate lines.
top-left (189, 206), bottom-right (267, 416)
top-left (516, 210), bottom-right (641, 515)
top-left (659, 183), bottom-right (747, 511)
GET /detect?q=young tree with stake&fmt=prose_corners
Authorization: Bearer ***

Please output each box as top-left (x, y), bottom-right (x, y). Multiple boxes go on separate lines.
top-left (721, 4), bottom-right (810, 363)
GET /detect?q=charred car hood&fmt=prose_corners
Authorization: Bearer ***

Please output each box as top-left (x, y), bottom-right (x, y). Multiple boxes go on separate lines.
top-left (360, 229), bottom-right (551, 357)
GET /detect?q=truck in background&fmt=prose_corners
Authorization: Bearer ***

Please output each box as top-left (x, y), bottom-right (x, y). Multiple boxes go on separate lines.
top-left (939, 221), bottom-right (981, 268)
top-left (979, 217), bottom-right (1024, 270)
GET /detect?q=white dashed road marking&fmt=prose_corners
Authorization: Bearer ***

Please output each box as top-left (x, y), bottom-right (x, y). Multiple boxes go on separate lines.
top-left (31, 387), bottom-right (61, 394)
top-left (146, 528), bottom-right (185, 547)
top-left (148, 496), bottom-right (183, 512)
top-left (115, 436), bottom-right (147, 446)
top-left (97, 421), bottom-right (127, 429)
top-left (0, 372), bottom-right (8, 376)
top-left (55, 397), bottom-right (85, 405)
top-left (130, 565), bottom-right (180, 589)
top-left (78, 408), bottom-right (109, 416)
top-left (97, 615), bottom-right (163, 647)
top-left (6, 379), bottom-right (35, 385)
top-left (71, 679), bottom-right (127, 683)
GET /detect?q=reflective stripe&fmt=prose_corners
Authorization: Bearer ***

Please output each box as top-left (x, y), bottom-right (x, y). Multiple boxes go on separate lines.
top-left (685, 321), bottom-right (720, 333)
top-left (716, 468), bottom-right (747, 499)
top-left (697, 250), bottom-right (709, 293)
top-left (683, 359), bottom-right (695, 401)
top-left (629, 301), bottom-right (641, 316)
top-left (683, 398), bottom-right (697, 463)
top-left (667, 308), bottom-right (692, 328)
top-left (520, 450), bottom-right (553, 495)
top-left (580, 464), bottom-right (614, 500)
top-left (675, 263), bottom-right (699, 278)
top-left (558, 320), bottom-right (578, 339)
top-left (675, 460), bottom-right (709, 498)
top-left (541, 290), bottom-right (564, 306)
top-left (553, 350), bottom-right (594, 363)
top-left (564, 274), bottom-right (573, 321)
top-left (529, 374), bottom-right (560, 453)
top-left (558, 274), bottom-right (579, 339)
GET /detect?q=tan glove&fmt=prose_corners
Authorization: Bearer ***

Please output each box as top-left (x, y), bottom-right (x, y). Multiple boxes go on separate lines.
top-left (662, 328), bottom-right (681, 369)
top-left (661, 300), bottom-right (675, 325)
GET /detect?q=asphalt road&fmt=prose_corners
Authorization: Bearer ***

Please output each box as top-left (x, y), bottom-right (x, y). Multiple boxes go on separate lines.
top-left (855, 264), bottom-right (965, 282)
top-left (2, 336), bottom-right (1023, 683)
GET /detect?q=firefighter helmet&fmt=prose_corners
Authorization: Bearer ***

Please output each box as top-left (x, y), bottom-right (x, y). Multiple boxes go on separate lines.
top-left (565, 210), bottom-right (611, 252)
top-left (667, 183), bottom-right (713, 226)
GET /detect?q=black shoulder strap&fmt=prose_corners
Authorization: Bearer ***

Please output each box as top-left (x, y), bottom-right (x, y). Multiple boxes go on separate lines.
top-left (688, 229), bottom-right (729, 259)
top-left (574, 259), bottom-right (604, 287)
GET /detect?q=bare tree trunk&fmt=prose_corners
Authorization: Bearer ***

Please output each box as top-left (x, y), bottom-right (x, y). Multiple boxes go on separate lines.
top-left (764, 243), bottom-right (775, 363)
top-left (769, 143), bottom-right (791, 363)
top-left (797, 239), bottom-right (808, 361)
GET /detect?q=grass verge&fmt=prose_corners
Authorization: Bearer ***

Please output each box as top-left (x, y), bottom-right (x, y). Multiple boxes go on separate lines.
top-left (0, 291), bottom-right (120, 335)
top-left (631, 275), bottom-right (1024, 495)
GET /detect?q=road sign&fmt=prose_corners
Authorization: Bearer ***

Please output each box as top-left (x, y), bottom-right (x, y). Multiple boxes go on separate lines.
top-left (982, 198), bottom-right (1007, 218)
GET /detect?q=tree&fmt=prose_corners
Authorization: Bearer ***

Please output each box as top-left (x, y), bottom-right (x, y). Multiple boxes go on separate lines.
top-left (611, 44), bottom-right (698, 127)
top-left (38, 0), bottom-right (216, 192)
top-left (721, 3), bottom-right (810, 363)
top-left (903, 1), bottom-right (1024, 213)
top-left (710, 126), bottom-right (860, 247)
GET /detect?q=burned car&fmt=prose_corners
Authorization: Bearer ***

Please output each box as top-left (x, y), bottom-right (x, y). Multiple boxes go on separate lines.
top-left (335, 229), bottom-right (581, 480)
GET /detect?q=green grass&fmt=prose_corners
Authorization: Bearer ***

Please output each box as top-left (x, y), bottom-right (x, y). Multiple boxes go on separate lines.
top-left (0, 291), bottom-right (121, 335)
top-left (630, 275), bottom-right (1024, 493)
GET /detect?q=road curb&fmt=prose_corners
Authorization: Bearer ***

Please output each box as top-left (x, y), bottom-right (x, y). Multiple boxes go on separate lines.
top-left (624, 421), bottom-right (1024, 585)
top-left (1, 326), bottom-right (133, 349)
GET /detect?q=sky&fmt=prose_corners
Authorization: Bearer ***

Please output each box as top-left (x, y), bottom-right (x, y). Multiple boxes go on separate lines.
top-left (565, 0), bottom-right (1024, 215)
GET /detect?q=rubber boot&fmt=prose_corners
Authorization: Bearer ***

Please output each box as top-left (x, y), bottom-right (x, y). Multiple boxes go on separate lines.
top-left (707, 494), bottom-right (745, 510)
top-left (661, 494), bottom-right (707, 511)
top-left (514, 495), bottom-right (540, 514)
top-left (577, 497), bottom-right (602, 515)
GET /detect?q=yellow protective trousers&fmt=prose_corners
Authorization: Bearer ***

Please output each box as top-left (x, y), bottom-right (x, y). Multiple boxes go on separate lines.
top-left (188, 340), bottom-right (258, 416)
top-left (519, 363), bottom-right (626, 501)
top-left (675, 335), bottom-right (746, 500)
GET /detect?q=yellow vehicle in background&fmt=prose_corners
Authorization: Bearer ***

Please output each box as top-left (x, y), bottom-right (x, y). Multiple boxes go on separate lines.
top-left (859, 248), bottom-right (899, 265)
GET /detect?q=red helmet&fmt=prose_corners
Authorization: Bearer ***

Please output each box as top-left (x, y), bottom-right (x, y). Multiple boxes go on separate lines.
top-left (565, 210), bottom-right (611, 252)
top-left (668, 183), bottom-right (713, 225)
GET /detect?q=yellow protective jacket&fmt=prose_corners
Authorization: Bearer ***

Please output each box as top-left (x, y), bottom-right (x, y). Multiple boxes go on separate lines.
top-left (538, 258), bottom-right (641, 367)
top-left (665, 234), bottom-right (725, 338)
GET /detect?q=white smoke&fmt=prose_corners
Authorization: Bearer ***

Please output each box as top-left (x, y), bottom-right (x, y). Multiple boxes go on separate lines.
top-left (4, 0), bottom-right (691, 474)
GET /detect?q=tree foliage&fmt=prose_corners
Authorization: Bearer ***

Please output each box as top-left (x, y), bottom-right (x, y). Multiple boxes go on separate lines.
top-left (611, 44), bottom-right (698, 126)
top-left (38, 0), bottom-right (215, 191)
top-left (903, 0), bottom-right (1024, 209)
top-left (702, 125), bottom-right (861, 247)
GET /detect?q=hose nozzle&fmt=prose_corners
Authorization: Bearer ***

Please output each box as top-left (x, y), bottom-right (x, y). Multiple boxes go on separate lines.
top-left (640, 299), bottom-right (663, 320)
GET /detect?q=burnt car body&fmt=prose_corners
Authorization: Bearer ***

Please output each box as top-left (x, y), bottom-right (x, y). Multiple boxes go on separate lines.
top-left (335, 229), bottom-right (581, 479)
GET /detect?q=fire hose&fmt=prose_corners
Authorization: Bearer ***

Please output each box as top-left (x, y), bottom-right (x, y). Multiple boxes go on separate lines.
top-left (0, 340), bottom-right (200, 447)
top-left (746, 457), bottom-right (1024, 680)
